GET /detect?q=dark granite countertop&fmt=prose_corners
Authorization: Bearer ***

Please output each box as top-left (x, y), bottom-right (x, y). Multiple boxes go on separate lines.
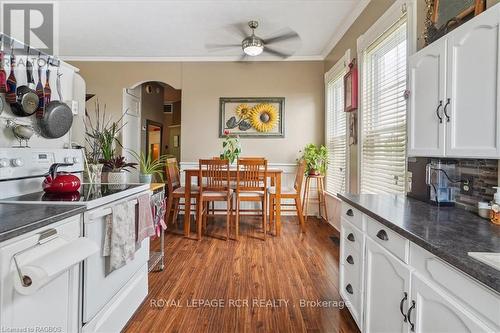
top-left (0, 204), bottom-right (86, 242)
top-left (338, 193), bottom-right (500, 294)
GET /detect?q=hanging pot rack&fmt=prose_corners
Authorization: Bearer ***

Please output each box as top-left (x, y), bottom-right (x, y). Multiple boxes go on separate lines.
top-left (0, 32), bottom-right (60, 67)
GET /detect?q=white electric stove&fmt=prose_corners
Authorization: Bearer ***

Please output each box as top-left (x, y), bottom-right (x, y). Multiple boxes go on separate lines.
top-left (0, 148), bottom-right (150, 333)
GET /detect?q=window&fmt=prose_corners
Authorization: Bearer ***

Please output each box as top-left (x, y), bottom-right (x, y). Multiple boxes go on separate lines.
top-left (359, 12), bottom-right (408, 194)
top-left (325, 51), bottom-right (349, 195)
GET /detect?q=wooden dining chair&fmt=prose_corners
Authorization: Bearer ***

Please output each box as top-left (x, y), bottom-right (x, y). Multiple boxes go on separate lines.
top-left (268, 159), bottom-right (306, 233)
top-left (197, 159), bottom-right (233, 240)
top-left (235, 158), bottom-right (268, 240)
top-left (165, 158), bottom-right (199, 228)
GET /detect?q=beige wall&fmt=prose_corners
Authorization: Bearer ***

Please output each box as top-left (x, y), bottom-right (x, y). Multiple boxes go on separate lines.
top-left (71, 61), bottom-right (324, 164)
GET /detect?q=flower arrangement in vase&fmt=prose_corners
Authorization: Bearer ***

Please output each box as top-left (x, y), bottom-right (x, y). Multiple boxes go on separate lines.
top-left (220, 130), bottom-right (241, 164)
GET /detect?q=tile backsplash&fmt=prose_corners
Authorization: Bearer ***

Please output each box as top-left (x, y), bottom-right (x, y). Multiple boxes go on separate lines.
top-left (408, 157), bottom-right (499, 212)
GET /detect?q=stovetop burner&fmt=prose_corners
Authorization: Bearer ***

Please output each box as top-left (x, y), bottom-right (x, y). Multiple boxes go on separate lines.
top-left (0, 183), bottom-right (145, 203)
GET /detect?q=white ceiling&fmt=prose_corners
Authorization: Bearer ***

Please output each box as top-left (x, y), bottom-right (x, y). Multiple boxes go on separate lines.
top-left (56, 0), bottom-right (367, 61)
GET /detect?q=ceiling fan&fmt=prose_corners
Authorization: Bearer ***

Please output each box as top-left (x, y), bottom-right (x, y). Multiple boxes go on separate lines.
top-left (206, 20), bottom-right (300, 59)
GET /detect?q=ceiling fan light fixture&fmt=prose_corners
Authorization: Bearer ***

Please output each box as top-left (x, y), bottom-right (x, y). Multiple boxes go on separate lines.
top-left (242, 36), bottom-right (264, 56)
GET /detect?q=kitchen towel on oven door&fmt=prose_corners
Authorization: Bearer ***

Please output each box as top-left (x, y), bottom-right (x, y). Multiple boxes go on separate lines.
top-left (102, 200), bottom-right (136, 274)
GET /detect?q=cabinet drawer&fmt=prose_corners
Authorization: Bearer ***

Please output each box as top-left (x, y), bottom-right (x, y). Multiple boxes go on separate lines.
top-left (410, 243), bottom-right (500, 330)
top-left (366, 216), bottom-right (409, 263)
top-left (341, 218), bottom-right (363, 254)
top-left (341, 202), bottom-right (364, 230)
top-left (340, 264), bottom-right (362, 327)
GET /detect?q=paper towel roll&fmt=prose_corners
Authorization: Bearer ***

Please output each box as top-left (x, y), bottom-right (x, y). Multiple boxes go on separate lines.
top-left (13, 237), bottom-right (98, 295)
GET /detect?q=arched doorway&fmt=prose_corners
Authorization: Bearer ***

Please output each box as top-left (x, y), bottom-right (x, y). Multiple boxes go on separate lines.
top-left (122, 81), bottom-right (181, 183)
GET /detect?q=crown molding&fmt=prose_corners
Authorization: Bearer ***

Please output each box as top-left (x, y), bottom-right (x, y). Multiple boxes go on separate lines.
top-left (320, 0), bottom-right (371, 59)
top-left (59, 55), bottom-right (324, 62)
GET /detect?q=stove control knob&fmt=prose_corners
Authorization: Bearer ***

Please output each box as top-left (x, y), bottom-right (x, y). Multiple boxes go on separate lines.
top-left (73, 157), bottom-right (80, 164)
top-left (0, 159), bottom-right (8, 168)
top-left (65, 157), bottom-right (73, 164)
top-left (11, 158), bottom-right (23, 167)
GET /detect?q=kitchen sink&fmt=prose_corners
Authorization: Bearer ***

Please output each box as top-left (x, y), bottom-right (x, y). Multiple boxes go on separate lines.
top-left (468, 252), bottom-right (500, 271)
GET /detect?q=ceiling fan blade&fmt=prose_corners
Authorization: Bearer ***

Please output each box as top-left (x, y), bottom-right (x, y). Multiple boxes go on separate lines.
top-left (227, 22), bottom-right (250, 39)
top-left (263, 47), bottom-right (292, 59)
top-left (263, 30), bottom-right (300, 45)
top-left (205, 43), bottom-right (241, 51)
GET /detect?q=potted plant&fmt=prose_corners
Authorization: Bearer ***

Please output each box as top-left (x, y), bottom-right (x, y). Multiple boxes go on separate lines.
top-left (101, 156), bottom-right (137, 184)
top-left (299, 144), bottom-right (329, 175)
top-left (220, 130), bottom-right (241, 164)
top-left (130, 150), bottom-right (168, 184)
top-left (84, 101), bottom-right (126, 184)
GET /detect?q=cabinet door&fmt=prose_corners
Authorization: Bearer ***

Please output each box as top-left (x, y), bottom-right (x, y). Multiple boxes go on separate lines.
top-left (446, 8), bottom-right (500, 158)
top-left (364, 237), bottom-right (411, 333)
top-left (409, 274), bottom-right (493, 333)
top-left (408, 39), bottom-right (446, 157)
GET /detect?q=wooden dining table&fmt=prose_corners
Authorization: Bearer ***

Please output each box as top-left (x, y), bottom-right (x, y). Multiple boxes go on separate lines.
top-left (182, 168), bottom-right (284, 238)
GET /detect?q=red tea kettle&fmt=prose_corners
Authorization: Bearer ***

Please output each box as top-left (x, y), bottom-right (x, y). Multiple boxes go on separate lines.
top-left (43, 163), bottom-right (81, 193)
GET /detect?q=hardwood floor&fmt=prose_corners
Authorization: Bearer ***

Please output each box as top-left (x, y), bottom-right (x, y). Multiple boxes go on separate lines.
top-left (124, 215), bottom-right (359, 333)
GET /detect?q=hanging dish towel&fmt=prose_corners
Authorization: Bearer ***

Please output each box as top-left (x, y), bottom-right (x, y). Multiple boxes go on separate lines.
top-left (102, 200), bottom-right (136, 274)
top-left (137, 193), bottom-right (155, 244)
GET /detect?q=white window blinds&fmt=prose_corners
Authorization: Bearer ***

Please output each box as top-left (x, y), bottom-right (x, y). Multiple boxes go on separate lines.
top-left (326, 70), bottom-right (347, 195)
top-left (360, 16), bottom-right (407, 194)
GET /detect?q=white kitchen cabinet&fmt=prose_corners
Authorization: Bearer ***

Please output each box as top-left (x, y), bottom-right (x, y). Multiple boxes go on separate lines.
top-left (364, 237), bottom-right (411, 333)
top-left (408, 6), bottom-right (500, 158)
top-left (408, 40), bottom-right (446, 157)
top-left (408, 274), bottom-right (492, 333)
top-left (338, 203), bottom-right (500, 333)
top-left (445, 7), bottom-right (500, 158)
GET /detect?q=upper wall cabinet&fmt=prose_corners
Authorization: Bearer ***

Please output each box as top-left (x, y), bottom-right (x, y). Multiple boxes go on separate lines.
top-left (408, 6), bottom-right (500, 158)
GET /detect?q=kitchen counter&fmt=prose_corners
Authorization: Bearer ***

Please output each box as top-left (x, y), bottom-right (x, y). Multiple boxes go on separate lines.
top-left (0, 203), bottom-right (86, 242)
top-left (338, 193), bottom-right (500, 294)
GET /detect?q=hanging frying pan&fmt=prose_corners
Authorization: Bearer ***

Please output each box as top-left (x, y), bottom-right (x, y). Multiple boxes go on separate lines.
top-left (38, 69), bottom-right (73, 138)
top-left (11, 58), bottom-right (39, 117)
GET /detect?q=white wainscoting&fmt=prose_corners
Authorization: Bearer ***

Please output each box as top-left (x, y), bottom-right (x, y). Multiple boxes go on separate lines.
top-left (178, 161), bottom-right (321, 217)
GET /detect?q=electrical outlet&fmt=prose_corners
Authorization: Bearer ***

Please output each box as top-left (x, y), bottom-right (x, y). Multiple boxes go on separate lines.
top-left (460, 176), bottom-right (474, 195)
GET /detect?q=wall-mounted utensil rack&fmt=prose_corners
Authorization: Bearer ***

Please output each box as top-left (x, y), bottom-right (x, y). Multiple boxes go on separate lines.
top-left (0, 33), bottom-right (60, 67)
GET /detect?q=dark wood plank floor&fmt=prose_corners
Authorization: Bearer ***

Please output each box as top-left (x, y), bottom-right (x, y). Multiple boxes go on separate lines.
top-left (124, 215), bottom-right (359, 333)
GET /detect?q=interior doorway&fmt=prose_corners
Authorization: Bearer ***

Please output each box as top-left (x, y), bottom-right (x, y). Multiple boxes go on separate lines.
top-left (121, 81), bottom-right (182, 182)
top-left (146, 120), bottom-right (163, 160)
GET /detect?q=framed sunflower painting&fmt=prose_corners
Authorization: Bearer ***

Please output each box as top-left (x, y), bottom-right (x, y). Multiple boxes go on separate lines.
top-left (219, 97), bottom-right (285, 138)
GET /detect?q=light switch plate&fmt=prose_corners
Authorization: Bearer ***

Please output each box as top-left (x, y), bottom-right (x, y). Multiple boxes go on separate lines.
top-left (71, 100), bottom-right (79, 115)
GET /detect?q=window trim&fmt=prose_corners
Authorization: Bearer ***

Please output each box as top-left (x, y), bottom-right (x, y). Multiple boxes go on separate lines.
top-left (356, 0), bottom-right (416, 194)
top-left (324, 49), bottom-right (351, 196)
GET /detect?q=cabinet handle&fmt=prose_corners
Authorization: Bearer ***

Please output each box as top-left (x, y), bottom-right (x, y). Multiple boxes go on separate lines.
top-left (435, 100), bottom-right (443, 123)
top-left (346, 209), bottom-right (354, 217)
top-left (345, 284), bottom-right (353, 294)
top-left (399, 292), bottom-right (408, 322)
top-left (407, 300), bottom-right (416, 331)
top-left (443, 98), bottom-right (450, 122)
top-left (376, 229), bottom-right (389, 241)
top-left (347, 233), bottom-right (355, 242)
top-left (346, 255), bottom-right (354, 265)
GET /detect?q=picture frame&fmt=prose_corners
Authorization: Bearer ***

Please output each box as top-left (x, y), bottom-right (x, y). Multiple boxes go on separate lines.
top-left (424, 0), bottom-right (485, 45)
top-left (344, 60), bottom-right (358, 113)
top-left (219, 97), bottom-right (285, 138)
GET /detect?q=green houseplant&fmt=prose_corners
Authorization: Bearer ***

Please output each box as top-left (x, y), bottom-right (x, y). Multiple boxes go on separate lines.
top-left (84, 101), bottom-right (126, 183)
top-left (130, 150), bottom-right (168, 184)
top-left (101, 156), bottom-right (137, 184)
top-left (299, 144), bottom-right (329, 175)
top-left (220, 130), bottom-right (241, 164)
